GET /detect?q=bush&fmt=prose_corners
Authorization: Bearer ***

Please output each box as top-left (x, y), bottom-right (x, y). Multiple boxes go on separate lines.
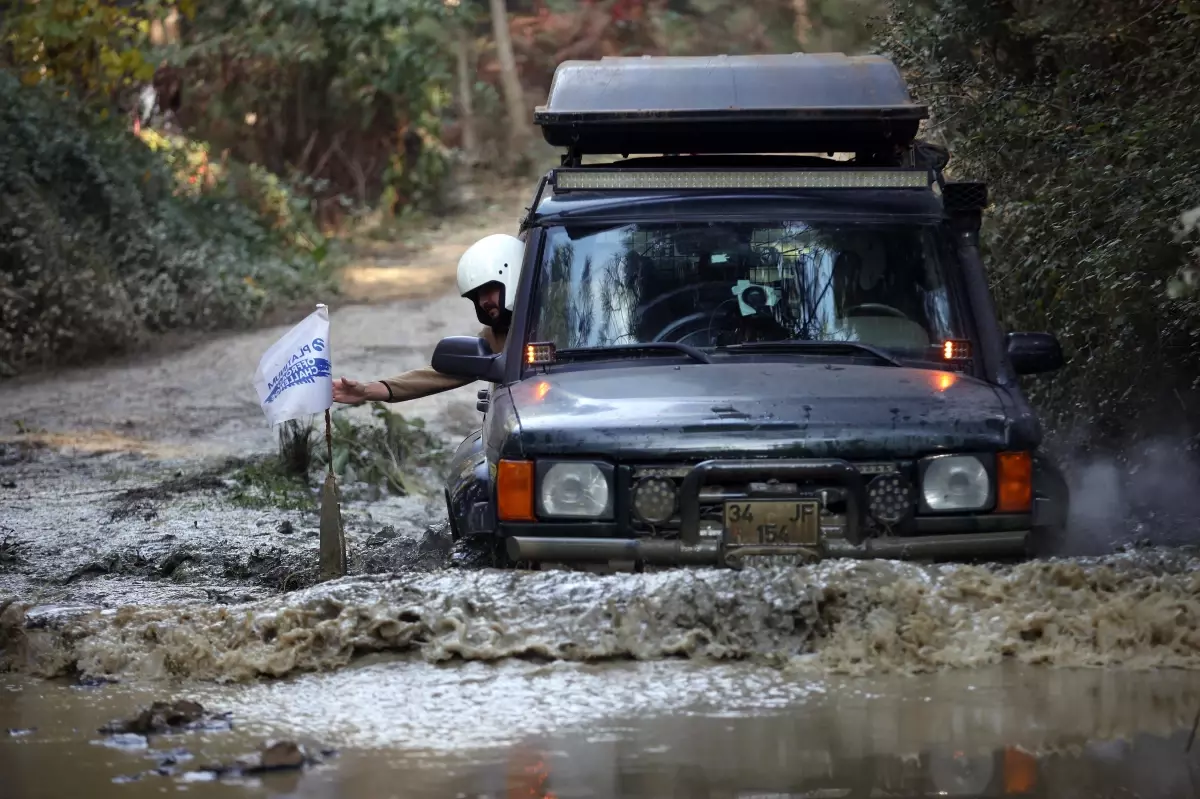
top-left (167, 0), bottom-right (457, 225)
top-left (311, 404), bottom-right (449, 498)
top-left (881, 0), bottom-right (1200, 449)
top-left (0, 70), bottom-right (337, 377)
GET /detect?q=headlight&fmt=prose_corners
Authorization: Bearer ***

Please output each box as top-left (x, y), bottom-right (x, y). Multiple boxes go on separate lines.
top-left (921, 454), bottom-right (991, 511)
top-left (537, 461), bottom-right (613, 518)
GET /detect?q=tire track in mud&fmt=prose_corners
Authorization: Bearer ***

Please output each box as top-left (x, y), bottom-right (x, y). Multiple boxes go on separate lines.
top-left (3, 549), bottom-right (1198, 683)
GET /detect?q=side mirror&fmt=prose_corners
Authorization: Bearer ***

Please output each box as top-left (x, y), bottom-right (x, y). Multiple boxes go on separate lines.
top-left (1006, 332), bottom-right (1063, 375)
top-left (431, 336), bottom-right (504, 383)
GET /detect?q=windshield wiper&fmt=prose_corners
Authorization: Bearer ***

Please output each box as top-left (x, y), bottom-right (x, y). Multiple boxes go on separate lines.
top-left (557, 342), bottom-right (712, 365)
top-left (714, 340), bottom-right (904, 367)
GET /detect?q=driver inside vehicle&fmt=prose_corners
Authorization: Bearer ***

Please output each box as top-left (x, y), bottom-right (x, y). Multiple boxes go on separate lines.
top-left (332, 233), bottom-right (524, 406)
top-left (831, 247), bottom-right (931, 350)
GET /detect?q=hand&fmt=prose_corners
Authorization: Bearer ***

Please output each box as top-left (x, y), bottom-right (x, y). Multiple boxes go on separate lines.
top-left (333, 376), bottom-right (371, 406)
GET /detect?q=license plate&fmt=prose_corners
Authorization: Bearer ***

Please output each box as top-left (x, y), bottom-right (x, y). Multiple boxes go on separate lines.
top-left (723, 500), bottom-right (821, 546)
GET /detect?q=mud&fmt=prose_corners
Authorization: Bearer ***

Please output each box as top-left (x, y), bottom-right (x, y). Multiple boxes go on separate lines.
top-left (2, 546), bottom-right (1198, 684)
top-left (0, 183), bottom-right (532, 608)
top-left (0, 443), bottom-right (459, 607)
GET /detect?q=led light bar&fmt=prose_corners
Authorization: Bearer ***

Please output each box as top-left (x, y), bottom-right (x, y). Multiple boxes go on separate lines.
top-left (552, 169), bottom-right (932, 192)
top-left (526, 341), bottom-right (557, 366)
top-left (941, 339), bottom-right (972, 360)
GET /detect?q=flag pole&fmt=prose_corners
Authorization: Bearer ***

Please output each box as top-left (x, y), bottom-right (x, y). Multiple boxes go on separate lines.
top-left (318, 389), bottom-right (346, 581)
top-left (325, 408), bottom-right (334, 468)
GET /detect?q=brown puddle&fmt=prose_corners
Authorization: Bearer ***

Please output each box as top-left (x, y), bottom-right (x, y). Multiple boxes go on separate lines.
top-left (2, 660), bottom-right (1198, 798)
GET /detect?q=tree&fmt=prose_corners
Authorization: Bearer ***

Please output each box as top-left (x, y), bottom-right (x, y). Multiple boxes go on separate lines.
top-left (453, 24), bottom-right (481, 165)
top-left (487, 0), bottom-right (533, 168)
top-left (882, 0), bottom-right (1200, 446)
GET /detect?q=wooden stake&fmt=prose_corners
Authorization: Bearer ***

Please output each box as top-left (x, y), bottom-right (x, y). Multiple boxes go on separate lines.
top-left (319, 408), bottom-right (346, 581)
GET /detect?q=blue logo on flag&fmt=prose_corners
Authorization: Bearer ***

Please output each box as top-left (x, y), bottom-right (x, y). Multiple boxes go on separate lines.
top-left (264, 337), bottom-right (332, 405)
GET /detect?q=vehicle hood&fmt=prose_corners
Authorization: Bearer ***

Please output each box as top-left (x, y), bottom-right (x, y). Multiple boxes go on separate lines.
top-left (505, 361), bottom-right (1025, 460)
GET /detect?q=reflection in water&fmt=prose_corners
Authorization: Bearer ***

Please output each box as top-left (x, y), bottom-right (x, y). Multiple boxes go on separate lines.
top-left (1, 663), bottom-right (1198, 798)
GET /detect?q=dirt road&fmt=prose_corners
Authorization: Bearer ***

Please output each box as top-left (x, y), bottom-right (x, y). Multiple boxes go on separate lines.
top-left (0, 183), bottom-right (529, 460)
top-left (0, 182), bottom-right (529, 607)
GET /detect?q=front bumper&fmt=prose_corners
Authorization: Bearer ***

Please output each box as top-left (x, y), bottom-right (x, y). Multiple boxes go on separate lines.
top-left (502, 457), bottom-right (1034, 567)
top-left (506, 530), bottom-right (1029, 567)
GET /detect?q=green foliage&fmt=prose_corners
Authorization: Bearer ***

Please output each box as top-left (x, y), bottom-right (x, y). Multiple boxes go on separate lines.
top-left (228, 457), bottom-right (316, 510)
top-left (166, 0), bottom-right (458, 221)
top-left (0, 0), bottom-right (191, 106)
top-left (312, 404), bottom-right (449, 497)
top-left (0, 70), bottom-right (337, 376)
top-left (881, 0), bottom-right (1200, 446)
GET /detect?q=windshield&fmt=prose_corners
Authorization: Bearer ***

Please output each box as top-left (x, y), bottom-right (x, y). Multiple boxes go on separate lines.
top-left (528, 221), bottom-right (967, 362)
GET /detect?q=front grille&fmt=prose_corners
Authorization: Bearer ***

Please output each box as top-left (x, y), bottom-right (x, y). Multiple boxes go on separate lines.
top-left (623, 460), bottom-right (913, 538)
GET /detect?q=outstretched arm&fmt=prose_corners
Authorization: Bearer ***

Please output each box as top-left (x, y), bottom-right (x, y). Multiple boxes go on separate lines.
top-left (333, 327), bottom-right (501, 405)
top-left (332, 370), bottom-right (473, 405)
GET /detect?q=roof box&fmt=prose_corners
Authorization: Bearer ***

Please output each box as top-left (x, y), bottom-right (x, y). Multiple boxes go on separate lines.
top-left (534, 53), bottom-right (928, 157)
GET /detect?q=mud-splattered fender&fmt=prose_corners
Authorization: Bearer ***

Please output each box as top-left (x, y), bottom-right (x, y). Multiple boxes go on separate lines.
top-left (445, 429), bottom-right (493, 540)
top-left (445, 387), bottom-right (522, 539)
top-left (1032, 452), bottom-right (1070, 531)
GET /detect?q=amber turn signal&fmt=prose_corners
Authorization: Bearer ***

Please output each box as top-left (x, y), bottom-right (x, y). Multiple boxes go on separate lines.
top-left (497, 459), bottom-right (536, 521)
top-left (996, 451), bottom-right (1033, 512)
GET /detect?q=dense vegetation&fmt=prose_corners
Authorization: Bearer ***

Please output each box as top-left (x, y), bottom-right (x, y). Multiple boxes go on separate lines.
top-left (3, 0), bottom-right (1197, 451)
top-left (0, 2), bottom-right (342, 376)
top-left (881, 0), bottom-right (1200, 449)
top-left (0, 70), bottom-right (336, 376)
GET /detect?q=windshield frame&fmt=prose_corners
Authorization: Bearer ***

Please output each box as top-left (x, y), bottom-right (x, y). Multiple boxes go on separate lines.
top-left (515, 212), bottom-right (983, 380)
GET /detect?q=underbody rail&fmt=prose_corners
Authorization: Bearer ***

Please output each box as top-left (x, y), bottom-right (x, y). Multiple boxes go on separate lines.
top-left (506, 531), bottom-right (1029, 567)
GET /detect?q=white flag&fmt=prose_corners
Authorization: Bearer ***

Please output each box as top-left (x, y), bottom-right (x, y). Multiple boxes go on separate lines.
top-left (253, 304), bottom-right (333, 426)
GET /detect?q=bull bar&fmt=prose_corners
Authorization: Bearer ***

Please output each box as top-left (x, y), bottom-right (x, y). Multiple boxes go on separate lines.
top-left (503, 458), bottom-right (1031, 567)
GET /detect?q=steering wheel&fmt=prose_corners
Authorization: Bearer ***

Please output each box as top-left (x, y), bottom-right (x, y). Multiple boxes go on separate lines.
top-left (844, 303), bottom-right (910, 320)
top-left (651, 311), bottom-right (721, 347)
top-left (635, 281), bottom-right (733, 322)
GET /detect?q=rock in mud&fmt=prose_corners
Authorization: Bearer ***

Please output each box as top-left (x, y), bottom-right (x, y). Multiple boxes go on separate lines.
top-left (158, 748), bottom-right (194, 767)
top-left (98, 733), bottom-right (150, 751)
top-left (238, 740), bottom-right (311, 773)
top-left (416, 523), bottom-right (452, 558)
top-left (99, 699), bottom-right (211, 735)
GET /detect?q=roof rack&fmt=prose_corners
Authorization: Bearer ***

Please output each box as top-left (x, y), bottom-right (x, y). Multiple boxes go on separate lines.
top-left (534, 54), bottom-right (928, 162)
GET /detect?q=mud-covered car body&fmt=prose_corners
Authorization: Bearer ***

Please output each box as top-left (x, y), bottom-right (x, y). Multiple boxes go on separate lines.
top-left (433, 54), bottom-right (1069, 568)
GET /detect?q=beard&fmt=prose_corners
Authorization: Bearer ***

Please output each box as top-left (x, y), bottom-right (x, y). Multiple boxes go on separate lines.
top-left (475, 304), bottom-right (511, 332)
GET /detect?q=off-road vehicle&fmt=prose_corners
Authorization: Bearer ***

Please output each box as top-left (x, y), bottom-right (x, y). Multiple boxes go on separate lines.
top-left (433, 53), bottom-right (1069, 569)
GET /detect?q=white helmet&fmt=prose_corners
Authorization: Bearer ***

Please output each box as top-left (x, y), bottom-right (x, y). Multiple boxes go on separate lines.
top-left (456, 233), bottom-right (525, 318)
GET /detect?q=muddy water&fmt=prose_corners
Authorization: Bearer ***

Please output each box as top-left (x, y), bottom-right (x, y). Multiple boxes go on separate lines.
top-left (3, 661), bottom-right (1199, 797)
top-left (5, 551), bottom-right (1199, 683)
top-left (2, 553), bottom-right (1199, 795)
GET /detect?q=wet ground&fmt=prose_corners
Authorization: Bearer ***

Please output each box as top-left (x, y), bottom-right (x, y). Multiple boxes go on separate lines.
top-left (2, 180), bottom-right (1200, 797)
top-left (3, 662), bottom-right (1199, 797)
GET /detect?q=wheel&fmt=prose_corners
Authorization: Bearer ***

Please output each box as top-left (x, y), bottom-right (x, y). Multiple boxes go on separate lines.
top-left (450, 534), bottom-right (540, 571)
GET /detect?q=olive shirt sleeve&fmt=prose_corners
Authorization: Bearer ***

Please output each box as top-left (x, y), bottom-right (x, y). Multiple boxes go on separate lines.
top-left (377, 326), bottom-right (507, 403)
